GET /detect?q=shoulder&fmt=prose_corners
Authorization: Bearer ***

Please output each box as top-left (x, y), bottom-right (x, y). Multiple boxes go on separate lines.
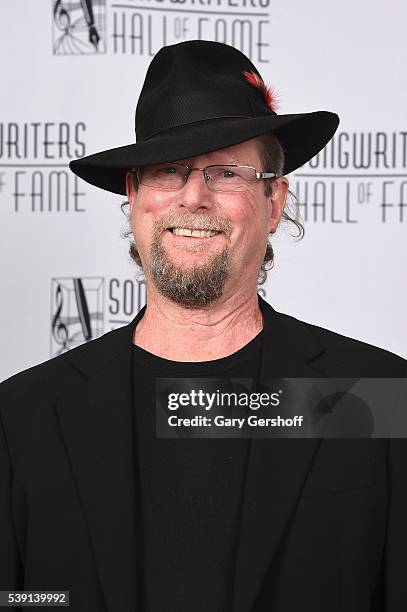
top-left (298, 315), bottom-right (406, 376)
top-left (265, 295), bottom-right (406, 376)
top-left (0, 323), bottom-right (131, 402)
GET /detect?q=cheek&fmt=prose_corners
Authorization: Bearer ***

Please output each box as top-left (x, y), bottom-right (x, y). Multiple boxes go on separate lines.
top-left (132, 191), bottom-right (154, 220)
top-left (227, 193), bottom-right (264, 238)
top-left (130, 211), bottom-right (150, 253)
top-left (130, 191), bottom-right (163, 237)
top-left (139, 189), bottom-right (169, 213)
top-left (227, 196), bottom-right (270, 260)
top-left (216, 191), bottom-right (256, 224)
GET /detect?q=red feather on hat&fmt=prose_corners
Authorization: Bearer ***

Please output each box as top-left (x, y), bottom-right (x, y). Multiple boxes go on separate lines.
top-left (242, 70), bottom-right (279, 113)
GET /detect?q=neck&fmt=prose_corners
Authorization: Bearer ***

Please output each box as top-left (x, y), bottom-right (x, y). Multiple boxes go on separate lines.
top-left (133, 286), bottom-right (263, 362)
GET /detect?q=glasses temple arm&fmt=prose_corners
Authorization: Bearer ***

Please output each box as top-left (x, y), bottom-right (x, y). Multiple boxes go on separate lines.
top-left (256, 171), bottom-right (278, 179)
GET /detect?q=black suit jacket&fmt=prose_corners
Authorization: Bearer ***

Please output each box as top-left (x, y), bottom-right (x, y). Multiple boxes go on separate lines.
top-left (1, 295), bottom-right (406, 612)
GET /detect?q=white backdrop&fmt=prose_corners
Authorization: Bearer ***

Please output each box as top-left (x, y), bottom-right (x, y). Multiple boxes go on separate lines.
top-left (1, 0), bottom-right (406, 381)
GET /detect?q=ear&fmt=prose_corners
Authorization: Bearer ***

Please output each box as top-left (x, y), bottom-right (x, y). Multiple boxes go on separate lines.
top-left (268, 177), bottom-right (288, 234)
top-left (125, 171), bottom-right (136, 210)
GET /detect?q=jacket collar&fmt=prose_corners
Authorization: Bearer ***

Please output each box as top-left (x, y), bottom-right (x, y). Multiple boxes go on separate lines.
top-left (57, 295), bottom-right (330, 612)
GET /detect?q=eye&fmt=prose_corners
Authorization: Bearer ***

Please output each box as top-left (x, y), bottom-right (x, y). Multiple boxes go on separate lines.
top-left (158, 165), bottom-right (179, 175)
top-left (210, 166), bottom-right (239, 179)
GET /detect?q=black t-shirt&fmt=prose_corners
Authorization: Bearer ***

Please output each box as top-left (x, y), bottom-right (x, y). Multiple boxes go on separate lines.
top-left (132, 330), bottom-right (263, 612)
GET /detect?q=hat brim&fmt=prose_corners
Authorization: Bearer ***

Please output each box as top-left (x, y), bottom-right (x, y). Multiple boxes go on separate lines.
top-left (69, 111), bottom-right (339, 195)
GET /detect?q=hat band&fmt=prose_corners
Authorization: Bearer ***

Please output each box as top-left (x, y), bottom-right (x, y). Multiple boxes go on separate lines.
top-left (136, 89), bottom-right (274, 141)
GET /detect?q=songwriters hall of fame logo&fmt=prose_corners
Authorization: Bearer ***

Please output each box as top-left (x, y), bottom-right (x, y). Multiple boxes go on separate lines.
top-left (52, 0), bottom-right (106, 54)
top-left (50, 277), bottom-right (104, 356)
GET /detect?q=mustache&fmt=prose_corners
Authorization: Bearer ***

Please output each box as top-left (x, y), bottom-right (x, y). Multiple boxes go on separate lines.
top-left (153, 212), bottom-right (232, 236)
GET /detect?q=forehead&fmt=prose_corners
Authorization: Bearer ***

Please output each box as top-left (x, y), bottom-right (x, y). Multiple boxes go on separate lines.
top-left (175, 137), bottom-right (262, 166)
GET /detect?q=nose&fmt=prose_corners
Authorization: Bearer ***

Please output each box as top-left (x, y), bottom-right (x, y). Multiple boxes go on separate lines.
top-left (177, 168), bottom-right (213, 212)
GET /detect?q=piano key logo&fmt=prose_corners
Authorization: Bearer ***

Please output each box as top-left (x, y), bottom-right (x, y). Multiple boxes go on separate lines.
top-left (50, 277), bottom-right (104, 356)
top-left (52, 0), bottom-right (106, 54)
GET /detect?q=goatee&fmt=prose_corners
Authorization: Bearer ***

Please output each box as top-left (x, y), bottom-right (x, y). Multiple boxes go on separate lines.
top-left (149, 219), bottom-right (233, 307)
top-left (149, 240), bottom-right (230, 307)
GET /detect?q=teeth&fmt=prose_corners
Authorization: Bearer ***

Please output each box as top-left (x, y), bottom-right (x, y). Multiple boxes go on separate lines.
top-left (172, 228), bottom-right (219, 238)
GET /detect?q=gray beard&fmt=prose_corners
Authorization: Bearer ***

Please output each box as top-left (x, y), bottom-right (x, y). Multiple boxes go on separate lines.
top-left (149, 237), bottom-right (231, 308)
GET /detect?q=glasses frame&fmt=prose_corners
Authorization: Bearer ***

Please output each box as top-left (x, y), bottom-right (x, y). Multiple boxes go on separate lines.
top-left (134, 162), bottom-right (278, 192)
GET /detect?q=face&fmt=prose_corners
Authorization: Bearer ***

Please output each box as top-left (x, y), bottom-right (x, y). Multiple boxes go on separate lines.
top-left (126, 137), bottom-right (288, 308)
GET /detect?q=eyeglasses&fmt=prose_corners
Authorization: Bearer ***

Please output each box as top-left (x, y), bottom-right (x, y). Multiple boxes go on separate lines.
top-left (135, 162), bottom-right (277, 193)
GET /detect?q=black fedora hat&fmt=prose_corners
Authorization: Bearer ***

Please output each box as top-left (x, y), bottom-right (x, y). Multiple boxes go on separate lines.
top-left (69, 40), bottom-right (339, 195)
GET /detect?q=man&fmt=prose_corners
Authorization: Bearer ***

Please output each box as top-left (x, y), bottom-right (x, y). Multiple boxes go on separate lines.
top-left (1, 40), bottom-right (406, 612)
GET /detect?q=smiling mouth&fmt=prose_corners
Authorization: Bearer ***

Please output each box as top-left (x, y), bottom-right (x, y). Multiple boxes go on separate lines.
top-left (167, 228), bottom-right (222, 238)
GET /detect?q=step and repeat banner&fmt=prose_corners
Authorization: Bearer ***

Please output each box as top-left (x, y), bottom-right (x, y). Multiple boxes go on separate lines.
top-left (0, 1), bottom-right (406, 380)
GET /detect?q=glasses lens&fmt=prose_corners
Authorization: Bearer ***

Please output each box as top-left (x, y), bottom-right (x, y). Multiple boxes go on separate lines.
top-left (205, 165), bottom-right (256, 192)
top-left (139, 163), bottom-right (187, 190)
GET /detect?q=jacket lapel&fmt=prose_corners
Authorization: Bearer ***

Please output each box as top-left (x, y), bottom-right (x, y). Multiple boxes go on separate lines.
top-left (232, 296), bottom-right (329, 612)
top-left (56, 306), bottom-right (146, 612)
top-left (56, 294), bottom-right (335, 612)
